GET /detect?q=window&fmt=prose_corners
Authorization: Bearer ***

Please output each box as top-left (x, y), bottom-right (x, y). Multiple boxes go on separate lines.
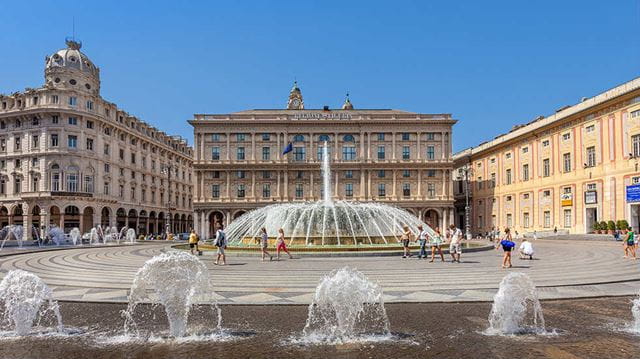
top-left (237, 184), bottom-right (245, 198)
top-left (426, 132), bottom-right (435, 140)
top-left (402, 170), bottom-right (410, 178)
top-left (543, 190), bottom-right (551, 197)
top-left (236, 133), bottom-right (246, 142)
top-left (564, 209), bottom-right (572, 228)
top-left (523, 193), bottom-right (530, 199)
top-left (506, 214), bottom-right (512, 228)
top-left (523, 213), bottom-right (530, 228)
top-left (104, 163), bottom-right (110, 173)
top-left (104, 144), bottom-right (110, 156)
top-left (343, 134), bottom-right (355, 142)
top-left (586, 146), bottom-right (596, 167)
top-left (427, 183), bottom-right (436, 198)
top-left (66, 173), bottom-right (78, 192)
top-left (522, 147), bottom-right (528, 154)
top-left (505, 153), bottom-right (511, 159)
top-left (211, 147), bottom-right (220, 160)
top-left (32, 117), bottom-right (39, 126)
top-left (67, 135), bottom-right (77, 148)
top-left (631, 110), bottom-right (640, 118)
top-left (211, 133), bottom-right (221, 141)
top-left (0, 139), bottom-right (4, 152)
top-left (262, 147), bottom-right (270, 161)
top-left (563, 153), bottom-right (571, 172)
top-left (68, 117), bottom-right (77, 125)
top-left (319, 134), bottom-right (330, 142)
top-left (544, 211), bottom-right (551, 228)
top-left (377, 133), bottom-right (385, 141)
top-left (51, 171), bottom-right (60, 191)
top-left (505, 169), bottom-right (512, 184)
top-left (212, 184), bottom-right (220, 198)
top-left (426, 146), bottom-right (435, 160)
top-left (83, 175), bottom-right (94, 193)
top-left (522, 164), bottom-right (529, 181)
top-left (262, 171), bottom-right (270, 179)
top-left (296, 171), bottom-right (304, 179)
top-left (293, 134), bottom-right (305, 142)
top-left (86, 101), bottom-right (93, 110)
top-left (490, 158), bottom-right (496, 164)
top-left (68, 97), bottom-right (77, 106)
top-left (562, 133), bottom-right (571, 141)
top-left (237, 147), bottom-right (245, 160)
top-left (342, 146), bottom-right (356, 161)
top-left (490, 173), bottom-right (496, 187)
top-left (237, 171), bottom-right (246, 179)
top-left (345, 170), bottom-right (353, 179)
top-left (506, 195), bottom-right (512, 201)
top-left (378, 170), bottom-right (386, 178)
top-left (119, 185), bottom-right (124, 197)
top-left (262, 183), bottom-right (271, 198)
top-left (0, 178), bottom-right (4, 194)
top-left (344, 183), bottom-right (353, 197)
top-left (86, 120), bottom-right (94, 129)
top-left (633, 134), bottom-right (640, 157)
top-left (15, 159), bottom-right (21, 169)
top-left (586, 125), bottom-right (595, 133)
top-left (402, 183), bottom-right (411, 197)
top-left (543, 158), bottom-right (550, 177)
top-left (31, 157), bottom-right (37, 167)
top-left (587, 183), bottom-right (596, 191)
top-left (377, 146), bottom-right (385, 160)
top-left (564, 187), bottom-right (572, 194)
top-left (14, 177), bottom-right (21, 194)
top-left (317, 146), bottom-right (331, 160)
top-left (86, 138), bottom-right (94, 151)
top-left (131, 186), bottom-right (136, 200)
top-left (402, 146), bottom-right (410, 160)
top-left (14, 137), bottom-right (21, 151)
top-left (402, 133), bottom-right (410, 141)
top-left (119, 149), bottom-right (125, 160)
top-left (378, 183), bottom-right (386, 197)
top-left (295, 183), bottom-right (304, 198)
top-left (293, 146), bottom-right (306, 161)
top-left (51, 95), bottom-right (59, 104)
top-left (262, 133), bottom-right (270, 141)
top-left (427, 170), bottom-right (436, 177)
top-left (542, 140), bottom-right (549, 147)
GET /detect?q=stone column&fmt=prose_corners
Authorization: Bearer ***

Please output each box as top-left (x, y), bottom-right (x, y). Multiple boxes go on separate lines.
top-left (441, 132), bottom-right (446, 159)
top-left (360, 170), bottom-right (366, 200)
top-left (392, 170), bottom-right (397, 198)
top-left (199, 133), bottom-right (204, 161)
top-left (309, 132), bottom-right (314, 162)
top-left (360, 133), bottom-right (365, 161)
top-left (417, 170), bottom-right (422, 199)
top-left (79, 213), bottom-right (85, 234)
top-left (367, 170), bottom-right (372, 198)
top-left (417, 132), bottom-right (421, 160)
top-left (334, 173), bottom-right (339, 200)
top-left (251, 171), bottom-right (256, 198)
top-left (334, 133), bottom-right (339, 161)
top-left (392, 133), bottom-right (396, 160)
top-left (284, 171), bottom-right (289, 200)
top-left (442, 208), bottom-right (448, 230)
top-left (367, 132), bottom-right (371, 160)
top-left (277, 133), bottom-right (281, 161)
top-left (226, 134), bottom-right (231, 161)
top-left (277, 170), bottom-right (281, 199)
top-left (310, 172), bottom-right (314, 198)
top-left (22, 204), bottom-right (32, 241)
top-left (226, 171), bottom-right (230, 199)
top-left (251, 132), bottom-right (256, 162)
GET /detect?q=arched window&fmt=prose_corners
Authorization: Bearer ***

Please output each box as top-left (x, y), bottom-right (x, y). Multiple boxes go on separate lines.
top-left (318, 134), bottom-right (330, 142)
top-left (50, 164), bottom-right (60, 191)
top-left (293, 134), bottom-right (305, 142)
top-left (343, 134), bottom-right (355, 142)
top-left (66, 165), bottom-right (79, 192)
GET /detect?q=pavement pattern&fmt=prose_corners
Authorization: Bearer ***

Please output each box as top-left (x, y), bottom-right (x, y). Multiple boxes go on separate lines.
top-left (0, 239), bottom-right (638, 304)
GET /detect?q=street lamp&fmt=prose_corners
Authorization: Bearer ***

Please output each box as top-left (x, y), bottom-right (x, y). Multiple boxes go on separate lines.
top-left (461, 162), bottom-right (474, 240)
top-left (161, 164), bottom-right (174, 238)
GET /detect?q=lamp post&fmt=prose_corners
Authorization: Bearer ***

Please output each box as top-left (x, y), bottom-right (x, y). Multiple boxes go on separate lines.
top-left (461, 162), bottom-right (473, 240)
top-left (161, 164), bottom-right (173, 238)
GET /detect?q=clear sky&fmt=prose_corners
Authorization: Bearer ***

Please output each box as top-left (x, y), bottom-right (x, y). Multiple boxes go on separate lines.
top-left (1, 1), bottom-right (638, 152)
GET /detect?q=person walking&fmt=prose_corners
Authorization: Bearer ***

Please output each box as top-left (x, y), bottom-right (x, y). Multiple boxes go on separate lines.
top-left (448, 224), bottom-right (463, 263)
top-left (625, 228), bottom-right (637, 259)
top-left (519, 237), bottom-right (534, 260)
top-left (401, 225), bottom-right (413, 258)
top-left (213, 224), bottom-right (227, 265)
top-left (416, 225), bottom-right (428, 259)
top-left (497, 227), bottom-right (515, 268)
top-left (429, 227), bottom-right (445, 262)
top-left (260, 227), bottom-right (273, 261)
top-left (188, 229), bottom-right (199, 255)
top-left (532, 230), bottom-right (538, 241)
top-left (276, 228), bottom-right (293, 261)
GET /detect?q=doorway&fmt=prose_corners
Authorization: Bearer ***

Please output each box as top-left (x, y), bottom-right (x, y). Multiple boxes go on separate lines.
top-left (585, 207), bottom-right (598, 234)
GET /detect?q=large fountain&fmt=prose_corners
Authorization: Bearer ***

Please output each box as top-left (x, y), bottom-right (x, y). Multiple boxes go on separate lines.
top-left (298, 267), bottom-right (390, 344)
top-left (226, 143), bottom-right (434, 247)
top-left (124, 251), bottom-right (221, 338)
top-left (0, 270), bottom-right (63, 335)
top-left (486, 272), bottom-right (546, 335)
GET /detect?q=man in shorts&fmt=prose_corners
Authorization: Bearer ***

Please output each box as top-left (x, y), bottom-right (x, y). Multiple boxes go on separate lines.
top-left (448, 224), bottom-right (463, 263)
top-left (214, 224), bottom-right (227, 265)
top-left (188, 229), bottom-right (199, 255)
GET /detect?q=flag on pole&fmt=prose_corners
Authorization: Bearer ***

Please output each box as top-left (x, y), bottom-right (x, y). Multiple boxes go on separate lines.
top-left (282, 142), bottom-right (293, 155)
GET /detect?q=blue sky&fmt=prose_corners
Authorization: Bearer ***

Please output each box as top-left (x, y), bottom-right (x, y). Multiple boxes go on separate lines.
top-left (1, 1), bottom-right (638, 152)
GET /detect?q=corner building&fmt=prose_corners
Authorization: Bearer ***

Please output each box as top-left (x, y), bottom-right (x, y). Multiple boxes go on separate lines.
top-left (0, 40), bottom-right (194, 238)
top-left (454, 77), bottom-right (640, 235)
top-left (190, 84), bottom-right (456, 239)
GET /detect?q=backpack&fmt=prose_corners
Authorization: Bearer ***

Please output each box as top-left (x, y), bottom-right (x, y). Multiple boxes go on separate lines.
top-left (215, 231), bottom-right (226, 247)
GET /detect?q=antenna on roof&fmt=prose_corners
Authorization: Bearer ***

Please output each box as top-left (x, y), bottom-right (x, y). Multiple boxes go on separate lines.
top-left (72, 16), bottom-right (75, 41)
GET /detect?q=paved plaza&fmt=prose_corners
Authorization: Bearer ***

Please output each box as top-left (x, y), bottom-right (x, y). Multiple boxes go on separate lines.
top-left (0, 238), bottom-right (637, 305)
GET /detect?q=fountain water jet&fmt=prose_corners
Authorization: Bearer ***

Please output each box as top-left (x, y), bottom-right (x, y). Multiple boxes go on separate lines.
top-left (0, 270), bottom-right (63, 335)
top-left (89, 228), bottom-right (99, 245)
top-left (0, 225), bottom-right (24, 250)
top-left (299, 266), bottom-right (390, 344)
top-left (123, 251), bottom-right (221, 338)
top-left (226, 143), bottom-right (433, 247)
top-left (486, 272), bottom-right (546, 335)
top-left (48, 227), bottom-right (65, 246)
top-left (126, 228), bottom-right (136, 244)
top-left (69, 228), bottom-right (80, 246)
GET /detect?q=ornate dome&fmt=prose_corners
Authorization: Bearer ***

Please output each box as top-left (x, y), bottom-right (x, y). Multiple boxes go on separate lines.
top-left (44, 39), bottom-right (100, 94)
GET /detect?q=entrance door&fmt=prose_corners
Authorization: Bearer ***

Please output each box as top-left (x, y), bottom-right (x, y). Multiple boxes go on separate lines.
top-left (585, 207), bottom-right (597, 234)
top-left (632, 204), bottom-right (640, 233)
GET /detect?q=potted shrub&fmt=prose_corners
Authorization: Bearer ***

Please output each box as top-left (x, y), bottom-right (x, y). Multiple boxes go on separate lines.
top-left (620, 219), bottom-right (630, 234)
top-left (599, 221), bottom-right (608, 234)
top-left (592, 222), bottom-right (599, 234)
top-left (607, 220), bottom-right (616, 234)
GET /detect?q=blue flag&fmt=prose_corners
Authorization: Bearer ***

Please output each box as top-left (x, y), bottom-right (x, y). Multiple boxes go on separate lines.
top-left (282, 142), bottom-right (293, 155)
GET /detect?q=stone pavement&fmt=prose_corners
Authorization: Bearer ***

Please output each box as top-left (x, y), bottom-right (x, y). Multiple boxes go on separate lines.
top-left (0, 239), bottom-right (637, 304)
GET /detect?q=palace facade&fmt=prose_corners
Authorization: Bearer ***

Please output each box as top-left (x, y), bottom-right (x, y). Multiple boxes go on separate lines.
top-left (190, 84), bottom-right (456, 239)
top-left (0, 39), bottom-right (194, 239)
top-left (453, 77), bottom-right (640, 235)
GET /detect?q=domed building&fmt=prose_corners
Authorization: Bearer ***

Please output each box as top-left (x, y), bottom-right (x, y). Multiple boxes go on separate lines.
top-left (0, 40), bottom-right (194, 240)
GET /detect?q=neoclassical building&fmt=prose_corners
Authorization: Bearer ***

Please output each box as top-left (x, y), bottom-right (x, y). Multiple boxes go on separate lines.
top-left (454, 77), bottom-right (640, 235)
top-left (0, 39), bottom-right (194, 239)
top-left (190, 84), bottom-right (456, 239)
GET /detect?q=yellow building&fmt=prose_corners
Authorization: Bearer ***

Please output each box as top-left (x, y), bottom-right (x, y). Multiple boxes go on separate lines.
top-left (454, 77), bottom-right (640, 235)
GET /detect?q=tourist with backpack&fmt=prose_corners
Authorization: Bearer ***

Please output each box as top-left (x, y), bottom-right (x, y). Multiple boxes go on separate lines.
top-left (213, 224), bottom-right (227, 265)
top-left (496, 227), bottom-right (515, 268)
